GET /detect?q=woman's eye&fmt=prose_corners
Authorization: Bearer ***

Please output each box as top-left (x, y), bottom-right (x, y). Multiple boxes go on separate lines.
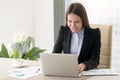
top-left (68, 20), bottom-right (72, 23)
top-left (75, 21), bottom-right (79, 23)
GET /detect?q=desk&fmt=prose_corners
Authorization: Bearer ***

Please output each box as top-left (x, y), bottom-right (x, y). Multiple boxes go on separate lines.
top-left (0, 58), bottom-right (120, 80)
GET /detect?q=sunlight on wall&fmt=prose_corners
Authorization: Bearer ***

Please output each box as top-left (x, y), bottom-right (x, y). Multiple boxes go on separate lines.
top-left (0, 0), bottom-right (35, 46)
top-left (35, 0), bottom-right (54, 52)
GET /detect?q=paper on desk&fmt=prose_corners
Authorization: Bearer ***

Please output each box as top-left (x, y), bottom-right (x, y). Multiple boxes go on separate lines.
top-left (8, 66), bottom-right (42, 79)
top-left (82, 69), bottom-right (118, 76)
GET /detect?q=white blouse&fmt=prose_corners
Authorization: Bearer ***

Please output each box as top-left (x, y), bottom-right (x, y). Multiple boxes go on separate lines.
top-left (70, 28), bottom-right (84, 56)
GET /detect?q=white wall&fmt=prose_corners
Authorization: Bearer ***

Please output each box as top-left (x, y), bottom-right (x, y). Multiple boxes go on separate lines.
top-left (0, 0), bottom-right (35, 46)
top-left (54, 0), bottom-right (65, 43)
top-left (35, 0), bottom-right (54, 52)
top-left (66, 0), bottom-right (120, 73)
top-left (0, 0), bottom-right (54, 52)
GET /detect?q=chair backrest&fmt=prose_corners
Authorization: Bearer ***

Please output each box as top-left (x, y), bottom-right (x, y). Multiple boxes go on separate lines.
top-left (90, 24), bottom-right (112, 69)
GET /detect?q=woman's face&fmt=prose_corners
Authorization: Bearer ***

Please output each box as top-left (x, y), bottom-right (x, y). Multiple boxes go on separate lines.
top-left (67, 13), bottom-right (82, 32)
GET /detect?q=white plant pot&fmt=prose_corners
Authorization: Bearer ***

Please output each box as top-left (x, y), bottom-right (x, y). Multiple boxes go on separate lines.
top-left (11, 59), bottom-right (25, 67)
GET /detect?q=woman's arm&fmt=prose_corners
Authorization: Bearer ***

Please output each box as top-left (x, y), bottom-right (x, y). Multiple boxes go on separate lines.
top-left (52, 26), bottom-right (64, 53)
top-left (83, 28), bottom-right (101, 70)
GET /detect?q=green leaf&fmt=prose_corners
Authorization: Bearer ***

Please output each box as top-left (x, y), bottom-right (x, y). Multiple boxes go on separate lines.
top-left (11, 37), bottom-right (33, 57)
top-left (30, 56), bottom-right (36, 60)
top-left (1, 43), bottom-right (9, 58)
top-left (0, 51), bottom-right (3, 57)
top-left (11, 50), bottom-right (20, 58)
top-left (12, 41), bottom-right (29, 56)
top-left (29, 49), bottom-right (46, 60)
top-left (23, 47), bottom-right (45, 60)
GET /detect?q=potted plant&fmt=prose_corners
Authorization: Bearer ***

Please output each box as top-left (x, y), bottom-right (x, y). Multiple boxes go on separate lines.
top-left (0, 40), bottom-right (45, 60)
top-left (0, 33), bottom-right (46, 64)
top-left (0, 36), bottom-right (45, 67)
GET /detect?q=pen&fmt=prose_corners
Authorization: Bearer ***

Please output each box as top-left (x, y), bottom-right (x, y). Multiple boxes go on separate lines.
top-left (36, 68), bottom-right (40, 73)
top-left (16, 74), bottom-right (25, 77)
top-left (80, 74), bottom-right (86, 80)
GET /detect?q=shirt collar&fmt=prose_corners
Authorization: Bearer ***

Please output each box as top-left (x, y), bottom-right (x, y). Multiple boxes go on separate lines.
top-left (72, 28), bottom-right (84, 38)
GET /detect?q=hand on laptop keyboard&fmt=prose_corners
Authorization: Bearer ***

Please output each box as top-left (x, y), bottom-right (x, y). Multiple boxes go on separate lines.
top-left (78, 63), bottom-right (86, 73)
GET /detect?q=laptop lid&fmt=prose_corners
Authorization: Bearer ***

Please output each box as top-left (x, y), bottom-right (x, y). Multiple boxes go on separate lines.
top-left (40, 53), bottom-right (80, 77)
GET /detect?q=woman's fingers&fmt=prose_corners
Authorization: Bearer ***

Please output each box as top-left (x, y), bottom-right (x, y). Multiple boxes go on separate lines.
top-left (78, 63), bottom-right (86, 73)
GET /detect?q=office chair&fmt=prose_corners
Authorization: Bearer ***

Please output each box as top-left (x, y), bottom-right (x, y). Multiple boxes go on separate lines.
top-left (90, 24), bottom-right (112, 69)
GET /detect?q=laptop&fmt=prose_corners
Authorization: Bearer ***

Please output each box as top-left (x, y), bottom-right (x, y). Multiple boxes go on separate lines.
top-left (40, 53), bottom-right (81, 77)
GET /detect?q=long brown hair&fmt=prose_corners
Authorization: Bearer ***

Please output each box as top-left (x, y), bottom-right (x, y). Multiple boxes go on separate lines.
top-left (66, 3), bottom-right (90, 28)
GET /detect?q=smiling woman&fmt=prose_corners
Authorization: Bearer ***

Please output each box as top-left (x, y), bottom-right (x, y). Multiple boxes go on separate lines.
top-left (65, 0), bottom-right (120, 73)
top-left (53, 2), bottom-right (101, 73)
top-left (67, 13), bottom-right (83, 32)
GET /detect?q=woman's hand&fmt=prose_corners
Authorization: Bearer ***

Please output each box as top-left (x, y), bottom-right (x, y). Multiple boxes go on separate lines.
top-left (78, 63), bottom-right (86, 73)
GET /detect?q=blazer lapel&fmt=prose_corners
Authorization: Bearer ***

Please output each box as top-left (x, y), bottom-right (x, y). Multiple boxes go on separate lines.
top-left (80, 28), bottom-right (90, 54)
top-left (66, 30), bottom-right (72, 53)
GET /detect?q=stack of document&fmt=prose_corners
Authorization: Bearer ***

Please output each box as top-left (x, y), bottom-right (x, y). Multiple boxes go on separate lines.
top-left (82, 69), bottom-right (118, 76)
top-left (8, 66), bottom-right (42, 79)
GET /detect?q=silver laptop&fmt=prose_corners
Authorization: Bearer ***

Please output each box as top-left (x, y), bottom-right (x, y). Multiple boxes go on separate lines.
top-left (40, 53), bottom-right (80, 77)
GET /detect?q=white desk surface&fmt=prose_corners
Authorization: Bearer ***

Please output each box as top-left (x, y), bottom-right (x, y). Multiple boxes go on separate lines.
top-left (0, 58), bottom-right (120, 80)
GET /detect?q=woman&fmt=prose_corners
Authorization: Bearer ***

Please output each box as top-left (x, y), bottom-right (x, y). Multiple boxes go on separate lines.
top-left (53, 3), bottom-right (101, 73)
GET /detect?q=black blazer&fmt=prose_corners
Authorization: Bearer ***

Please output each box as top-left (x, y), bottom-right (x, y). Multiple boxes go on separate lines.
top-left (53, 26), bottom-right (101, 70)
